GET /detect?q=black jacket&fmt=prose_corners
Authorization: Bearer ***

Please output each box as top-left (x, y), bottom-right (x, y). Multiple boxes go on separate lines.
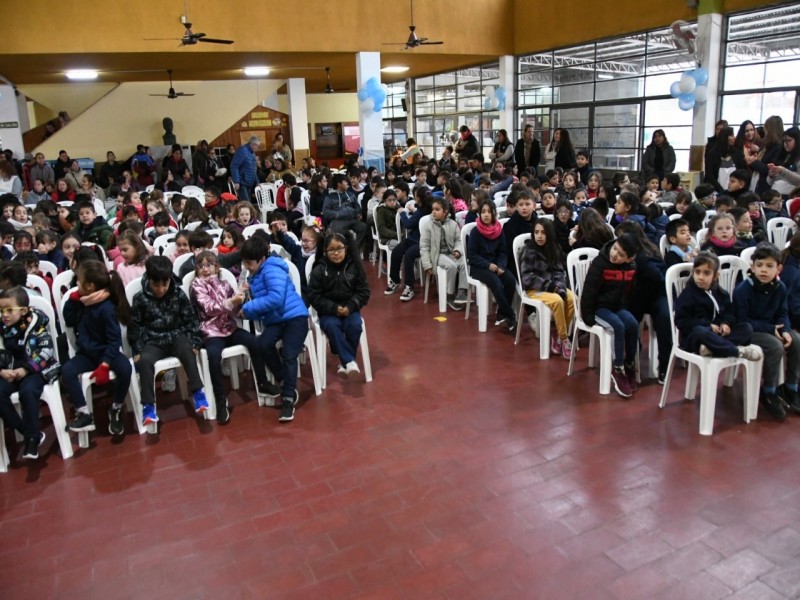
top-left (307, 257), bottom-right (370, 316)
top-left (674, 278), bottom-right (736, 346)
top-left (629, 253), bottom-right (667, 319)
top-left (704, 147), bottom-right (745, 193)
top-left (502, 212), bottom-right (536, 275)
top-left (580, 240), bottom-right (636, 326)
top-left (63, 297), bottom-right (125, 365)
top-left (514, 138), bottom-right (541, 173)
top-left (555, 145), bottom-right (576, 170)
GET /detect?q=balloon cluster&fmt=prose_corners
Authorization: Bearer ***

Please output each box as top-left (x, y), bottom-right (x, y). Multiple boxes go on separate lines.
top-left (357, 77), bottom-right (387, 114)
top-left (669, 67), bottom-right (708, 111)
top-left (482, 85), bottom-right (506, 110)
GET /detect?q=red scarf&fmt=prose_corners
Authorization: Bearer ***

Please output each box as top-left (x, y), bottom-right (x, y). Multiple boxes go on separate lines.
top-left (708, 235), bottom-right (736, 249)
top-left (477, 219), bottom-right (502, 240)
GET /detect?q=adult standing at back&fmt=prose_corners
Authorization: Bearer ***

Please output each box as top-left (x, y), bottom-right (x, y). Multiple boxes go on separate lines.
top-left (704, 126), bottom-right (745, 193)
top-left (514, 124), bottom-right (541, 175)
top-left (746, 115), bottom-right (784, 195)
top-left (489, 129), bottom-right (514, 167)
top-left (455, 125), bottom-right (480, 161)
top-left (231, 136), bottom-right (260, 201)
top-left (642, 129), bottom-right (676, 182)
top-left (554, 129), bottom-right (577, 170)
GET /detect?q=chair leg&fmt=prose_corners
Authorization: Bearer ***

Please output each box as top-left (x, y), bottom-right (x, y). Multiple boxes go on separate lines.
top-left (0, 423), bottom-right (9, 472)
top-left (436, 266), bottom-right (447, 313)
top-left (659, 353), bottom-right (678, 408)
top-left (685, 363), bottom-right (700, 400)
top-left (304, 332), bottom-right (322, 396)
top-left (476, 287), bottom-right (488, 333)
top-left (539, 309), bottom-right (551, 360)
top-left (43, 384), bottom-right (74, 460)
top-left (514, 303), bottom-right (525, 345)
top-left (745, 358), bottom-right (763, 421)
top-left (598, 335), bottom-right (612, 395)
top-left (360, 328), bottom-right (373, 383)
top-left (698, 365), bottom-right (723, 436)
top-left (567, 329), bottom-right (579, 377)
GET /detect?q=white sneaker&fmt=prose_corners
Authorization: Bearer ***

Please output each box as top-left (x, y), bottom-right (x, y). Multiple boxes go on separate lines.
top-left (527, 313), bottom-right (539, 337)
top-left (738, 345), bottom-right (763, 361)
top-left (338, 364), bottom-right (348, 378)
top-left (221, 361), bottom-right (231, 377)
top-left (161, 369), bottom-right (177, 392)
top-left (400, 286), bottom-right (415, 302)
top-left (345, 361), bottom-right (360, 375)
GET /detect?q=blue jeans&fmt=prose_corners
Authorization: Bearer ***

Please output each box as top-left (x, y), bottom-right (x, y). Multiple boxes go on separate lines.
top-left (205, 328), bottom-right (266, 401)
top-left (61, 352), bottom-right (132, 408)
top-left (257, 316), bottom-right (308, 399)
top-left (595, 307), bottom-right (639, 367)
top-left (0, 373), bottom-right (45, 440)
top-left (319, 312), bottom-right (363, 366)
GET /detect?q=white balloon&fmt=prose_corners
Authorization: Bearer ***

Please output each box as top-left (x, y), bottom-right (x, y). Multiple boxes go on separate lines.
top-left (483, 85), bottom-right (494, 98)
top-left (693, 85), bottom-right (708, 103)
top-left (360, 97), bottom-right (374, 113)
top-left (490, 97), bottom-right (500, 109)
top-left (679, 74), bottom-right (696, 94)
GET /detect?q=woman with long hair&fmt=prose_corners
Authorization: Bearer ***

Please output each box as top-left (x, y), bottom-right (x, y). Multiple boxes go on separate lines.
top-left (642, 129), bottom-right (677, 182)
top-left (704, 126), bottom-right (745, 193)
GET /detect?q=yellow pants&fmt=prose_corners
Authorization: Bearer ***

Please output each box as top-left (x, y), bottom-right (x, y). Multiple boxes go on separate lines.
top-left (525, 289), bottom-right (575, 340)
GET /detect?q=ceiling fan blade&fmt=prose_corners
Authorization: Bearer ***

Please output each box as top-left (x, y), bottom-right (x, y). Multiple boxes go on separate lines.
top-left (419, 40), bottom-right (444, 45)
top-left (149, 94), bottom-right (171, 97)
top-left (144, 37), bottom-right (182, 41)
top-left (382, 42), bottom-right (408, 45)
top-left (175, 93), bottom-right (195, 97)
top-left (198, 37), bottom-right (234, 44)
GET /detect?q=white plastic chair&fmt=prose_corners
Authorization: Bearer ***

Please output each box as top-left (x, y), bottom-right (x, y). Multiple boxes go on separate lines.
top-left (658, 202), bottom-right (673, 211)
top-left (144, 184), bottom-right (155, 193)
top-left (461, 222), bottom-right (490, 333)
top-left (0, 296), bottom-right (74, 472)
top-left (702, 210), bottom-right (717, 227)
top-left (152, 233), bottom-right (177, 257)
top-left (695, 228), bottom-right (709, 247)
top-left (39, 260), bottom-right (58, 282)
top-left (254, 183), bottom-right (278, 222)
top-left (51, 270), bottom-right (74, 318)
top-left (371, 206), bottom-right (393, 280)
top-left (26, 274), bottom-right (52, 306)
top-left (206, 229), bottom-right (223, 246)
top-left (739, 246), bottom-right (755, 265)
top-left (566, 247), bottom-right (614, 395)
top-left (58, 289), bottom-right (145, 448)
top-left (668, 213), bottom-right (683, 222)
top-left (512, 234), bottom-right (554, 359)
top-left (173, 253), bottom-right (193, 276)
top-left (455, 210), bottom-right (468, 228)
top-left (786, 198), bottom-right (800, 218)
top-left (418, 215), bottom-right (448, 313)
top-left (181, 185), bottom-right (205, 202)
top-left (242, 224), bottom-right (271, 239)
top-left (767, 217), bottom-right (797, 248)
top-left (659, 263), bottom-right (763, 435)
top-left (125, 278), bottom-right (211, 430)
top-left (304, 255), bottom-right (369, 390)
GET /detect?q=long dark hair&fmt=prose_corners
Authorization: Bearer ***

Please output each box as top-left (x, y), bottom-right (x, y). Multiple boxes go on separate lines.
top-left (615, 220), bottom-right (660, 258)
top-left (532, 219), bottom-right (564, 266)
top-left (715, 126), bottom-right (735, 157)
top-left (779, 126), bottom-right (800, 166)
top-left (575, 207), bottom-right (613, 246)
top-left (77, 261), bottom-right (131, 326)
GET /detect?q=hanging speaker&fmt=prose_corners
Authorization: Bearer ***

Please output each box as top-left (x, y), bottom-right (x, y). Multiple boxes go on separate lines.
top-left (401, 98), bottom-right (407, 112)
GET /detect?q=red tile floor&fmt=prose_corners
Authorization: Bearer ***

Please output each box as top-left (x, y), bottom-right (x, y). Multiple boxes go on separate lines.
top-left (2, 265), bottom-right (800, 599)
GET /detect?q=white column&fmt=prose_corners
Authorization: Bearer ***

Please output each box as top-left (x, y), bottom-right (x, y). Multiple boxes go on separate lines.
top-left (498, 55), bottom-right (515, 134)
top-left (690, 11), bottom-right (723, 171)
top-left (286, 78), bottom-right (310, 166)
top-left (0, 86), bottom-right (26, 159)
top-left (355, 52), bottom-right (385, 173)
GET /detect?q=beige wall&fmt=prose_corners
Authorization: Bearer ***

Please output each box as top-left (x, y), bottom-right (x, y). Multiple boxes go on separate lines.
top-left (34, 79), bottom-right (284, 161)
top-left (19, 83), bottom-right (119, 125)
top-left (277, 94), bottom-right (361, 141)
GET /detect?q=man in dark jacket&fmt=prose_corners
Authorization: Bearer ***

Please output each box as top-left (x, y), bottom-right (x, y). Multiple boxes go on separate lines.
top-left (456, 125), bottom-right (480, 161)
top-left (514, 124), bottom-right (541, 175)
top-left (231, 136), bottom-right (260, 201)
top-left (322, 174), bottom-right (368, 249)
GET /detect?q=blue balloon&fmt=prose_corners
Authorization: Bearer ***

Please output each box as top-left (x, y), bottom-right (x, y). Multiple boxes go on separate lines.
top-left (483, 98), bottom-right (492, 110)
top-left (357, 88), bottom-right (369, 102)
top-left (498, 99), bottom-right (506, 110)
top-left (691, 67), bottom-right (708, 86)
top-left (678, 93), bottom-right (696, 111)
top-left (366, 77), bottom-right (380, 90)
top-left (495, 87), bottom-right (506, 100)
top-left (372, 89), bottom-right (386, 104)
top-left (670, 81), bottom-right (682, 98)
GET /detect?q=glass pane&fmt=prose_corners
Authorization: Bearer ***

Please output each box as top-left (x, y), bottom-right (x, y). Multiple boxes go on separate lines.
top-left (551, 107), bottom-right (590, 149)
top-left (415, 76), bottom-right (434, 91)
top-left (595, 77), bottom-right (644, 101)
top-left (644, 99), bottom-right (693, 127)
top-left (554, 83), bottom-right (593, 103)
top-left (518, 53), bottom-right (553, 75)
top-left (554, 43), bottom-right (595, 62)
top-left (553, 68), bottom-right (594, 87)
top-left (594, 103), bottom-right (640, 128)
top-left (458, 95), bottom-right (484, 112)
top-left (517, 86), bottom-right (554, 107)
top-left (519, 69), bottom-right (553, 92)
top-left (721, 91), bottom-right (796, 127)
top-left (727, 4), bottom-right (800, 42)
top-left (416, 102), bottom-right (434, 116)
top-left (593, 150), bottom-right (637, 171)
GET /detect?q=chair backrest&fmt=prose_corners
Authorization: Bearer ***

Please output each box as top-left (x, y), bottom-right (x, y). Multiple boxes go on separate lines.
top-left (254, 183), bottom-right (277, 215)
top-left (659, 234), bottom-right (668, 258)
top-left (29, 295), bottom-right (61, 363)
top-left (181, 185), bottom-right (204, 201)
top-left (668, 213), bottom-right (683, 222)
top-left (499, 217), bottom-right (510, 226)
top-left (665, 263), bottom-right (693, 339)
top-left (144, 184), bottom-right (155, 193)
top-left (206, 229), bottom-right (223, 245)
top-left (153, 233), bottom-right (177, 256)
top-left (658, 201), bottom-right (673, 211)
top-left (243, 224), bottom-right (271, 239)
top-left (173, 252), bottom-right (193, 276)
top-left (58, 200), bottom-right (73, 208)
top-left (512, 233), bottom-right (531, 292)
top-left (703, 210), bottom-right (717, 227)
top-left (271, 244), bottom-right (290, 260)
top-left (51, 270), bottom-right (74, 311)
top-left (461, 222), bottom-right (476, 280)
top-left (371, 206), bottom-right (380, 242)
top-left (494, 190), bottom-right (511, 204)
top-left (305, 253), bottom-right (316, 281)
top-left (39, 260), bottom-right (58, 281)
top-left (26, 274), bottom-right (52, 306)
top-left (182, 271), bottom-right (195, 297)
top-left (717, 255), bottom-right (748, 299)
top-left (455, 210), bottom-right (467, 228)
top-left (740, 246), bottom-right (755, 266)
top-left (566, 247), bottom-right (599, 324)
top-left (695, 227), bottom-right (709, 247)
top-left (539, 214), bottom-right (554, 221)
top-left (125, 277), bottom-right (143, 307)
top-left (767, 217), bottom-right (797, 248)
top-left (286, 260), bottom-right (302, 295)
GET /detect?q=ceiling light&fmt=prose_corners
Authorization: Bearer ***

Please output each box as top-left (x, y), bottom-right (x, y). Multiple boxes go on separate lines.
top-left (66, 69), bottom-right (98, 80)
top-left (381, 66), bottom-right (410, 74)
top-left (243, 66), bottom-right (270, 77)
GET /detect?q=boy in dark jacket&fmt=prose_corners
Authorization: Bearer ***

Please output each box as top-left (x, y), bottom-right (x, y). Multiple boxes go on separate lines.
top-left (0, 287), bottom-right (58, 459)
top-left (74, 200), bottom-right (113, 249)
top-left (580, 234), bottom-right (640, 398)
top-left (733, 242), bottom-right (800, 420)
top-left (674, 252), bottom-right (759, 359)
top-left (241, 236), bottom-right (309, 423)
top-left (129, 256), bottom-right (208, 426)
top-left (501, 189), bottom-right (537, 276)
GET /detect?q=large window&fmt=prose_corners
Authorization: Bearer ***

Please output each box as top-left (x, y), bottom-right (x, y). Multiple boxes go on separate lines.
top-left (410, 63), bottom-right (500, 160)
top-left (382, 83), bottom-right (408, 158)
top-left (721, 5), bottom-right (800, 127)
top-left (517, 27), bottom-right (696, 173)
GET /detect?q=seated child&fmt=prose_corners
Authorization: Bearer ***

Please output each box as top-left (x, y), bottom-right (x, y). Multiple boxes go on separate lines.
top-left (307, 232), bottom-right (370, 376)
top-left (762, 189), bottom-right (788, 222)
top-left (738, 191), bottom-right (767, 240)
top-left (553, 198), bottom-right (575, 256)
top-left (572, 188), bottom-right (589, 218)
top-left (240, 236), bottom-right (309, 423)
top-left (580, 233), bottom-right (640, 398)
top-left (666, 191), bottom-right (692, 217)
top-left (502, 189), bottom-right (537, 276)
top-left (734, 242), bottom-right (800, 420)
top-left (190, 251), bottom-right (272, 422)
top-left (170, 231), bottom-right (191, 263)
top-left (13, 251), bottom-right (52, 290)
top-left (701, 213), bottom-right (742, 256)
top-left (538, 190), bottom-right (557, 216)
top-left (660, 173), bottom-right (681, 204)
top-left (664, 218), bottom-right (698, 267)
top-left (729, 206), bottom-right (758, 248)
top-left (683, 202), bottom-right (707, 235)
top-left (780, 233), bottom-right (800, 332)
top-left (0, 286), bottom-right (58, 460)
top-left (420, 197), bottom-right (467, 309)
top-left (61, 261), bottom-right (132, 436)
top-left (115, 230), bottom-right (149, 287)
top-left (129, 256), bottom-right (209, 427)
top-left (231, 201), bottom-right (259, 232)
top-left (178, 230), bottom-right (243, 279)
top-left (375, 190), bottom-right (401, 250)
top-left (148, 211), bottom-right (175, 245)
top-left (74, 200), bottom-right (113, 248)
top-left (13, 230), bottom-right (34, 255)
top-left (10, 204), bottom-right (31, 230)
top-left (694, 183), bottom-right (717, 211)
top-left (36, 230), bottom-right (64, 268)
top-left (520, 219), bottom-right (574, 358)
top-left (674, 252), bottom-right (760, 360)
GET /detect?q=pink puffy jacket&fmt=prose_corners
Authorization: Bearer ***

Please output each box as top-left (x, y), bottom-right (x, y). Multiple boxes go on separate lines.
top-left (190, 275), bottom-right (239, 339)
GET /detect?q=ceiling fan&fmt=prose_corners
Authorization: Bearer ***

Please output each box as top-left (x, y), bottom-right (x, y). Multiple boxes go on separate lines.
top-left (144, 0), bottom-right (234, 46)
top-left (149, 70), bottom-right (194, 99)
top-left (383, 0), bottom-right (444, 50)
top-left (324, 67), bottom-right (335, 94)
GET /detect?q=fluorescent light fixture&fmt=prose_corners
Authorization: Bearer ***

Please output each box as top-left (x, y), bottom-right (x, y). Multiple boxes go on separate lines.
top-left (381, 66), bottom-right (409, 74)
top-left (66, 69), bottom-right (98, 80)
top-left (243, 66), bottom-right (270, 77)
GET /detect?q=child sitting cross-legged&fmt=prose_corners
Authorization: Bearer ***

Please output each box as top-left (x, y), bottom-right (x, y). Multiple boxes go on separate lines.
top-left (674, 251), bottom-right (761, 362)
top-left (734, 242), bottom-right (800, 420)
top-left (129, 256), bottom-right (209, 427)
top-left (61, 261), bottom-right (133, 436)
top-left (190, 251), bottom-right (273, 423)
top-left (519, 219), bottom-right (574, 359)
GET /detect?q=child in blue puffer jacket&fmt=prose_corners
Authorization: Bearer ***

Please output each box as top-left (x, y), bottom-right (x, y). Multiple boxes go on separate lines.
top-left (241, 236), bottom-right (308, 423)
